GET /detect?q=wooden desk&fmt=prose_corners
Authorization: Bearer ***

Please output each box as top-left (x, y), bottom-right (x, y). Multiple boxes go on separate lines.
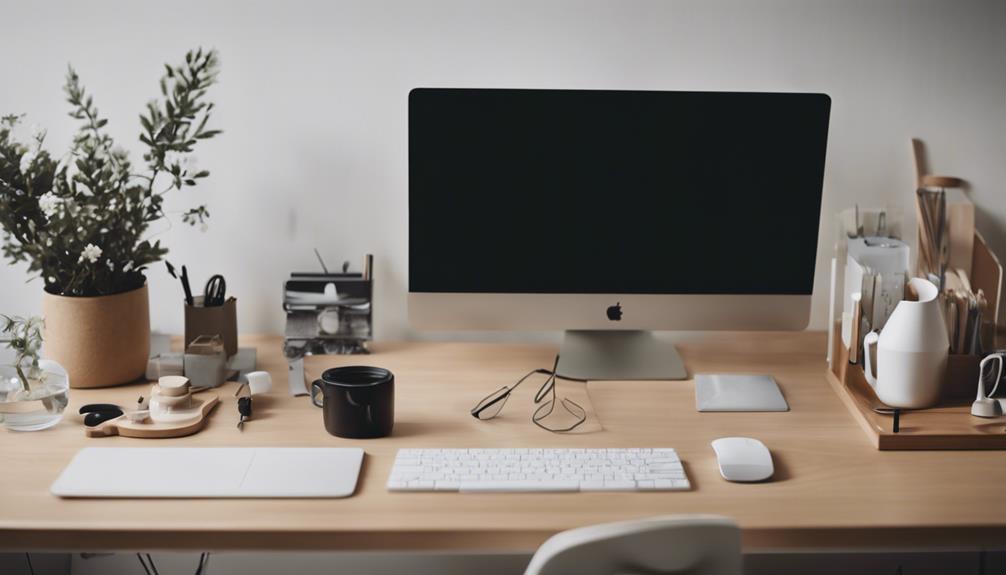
top-left (2, 332), bottom-right (1005, 552)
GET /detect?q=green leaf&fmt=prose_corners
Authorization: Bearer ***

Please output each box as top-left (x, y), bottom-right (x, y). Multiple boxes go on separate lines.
top-left (195, 130), bottom-right (221, 139)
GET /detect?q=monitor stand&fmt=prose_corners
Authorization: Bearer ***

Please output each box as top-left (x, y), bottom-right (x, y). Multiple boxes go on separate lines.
top-left (556, 330), bottom-right (688, 381)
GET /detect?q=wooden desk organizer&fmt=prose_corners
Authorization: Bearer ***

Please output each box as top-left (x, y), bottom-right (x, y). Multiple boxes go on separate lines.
top-left (827, 232), bottom-right (1004, 450)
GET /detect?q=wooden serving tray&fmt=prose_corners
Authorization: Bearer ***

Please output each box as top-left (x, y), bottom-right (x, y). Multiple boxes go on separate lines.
top-left (85, 394), bottom-right (220, 439)
top-left (827, 323), bottom-right (1006, 450)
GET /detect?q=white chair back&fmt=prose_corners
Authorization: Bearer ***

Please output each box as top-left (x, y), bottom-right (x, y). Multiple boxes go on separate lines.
top-left (523, 515), bottom-right (741, 575)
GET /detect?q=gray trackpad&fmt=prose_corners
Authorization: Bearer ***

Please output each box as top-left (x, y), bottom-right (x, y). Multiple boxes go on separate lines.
top-left (695, 374), bottom-right (789, 412)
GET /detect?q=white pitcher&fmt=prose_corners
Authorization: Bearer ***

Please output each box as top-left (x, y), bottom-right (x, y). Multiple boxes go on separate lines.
top-left (863, 277), bottom-right (948, 408)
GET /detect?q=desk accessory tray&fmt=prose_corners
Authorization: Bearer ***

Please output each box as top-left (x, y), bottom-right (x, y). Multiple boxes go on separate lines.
top-left (826, 232), bottom-right (1005, 450)
top-left (826, 330), bottom-right (1006, 450)
top-left (85, 393), bottom-right (219, 439)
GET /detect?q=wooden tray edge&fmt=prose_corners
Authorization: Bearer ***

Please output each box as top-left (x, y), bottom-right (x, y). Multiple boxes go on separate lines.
top-left (827, 322), bottom-right (1006, 450)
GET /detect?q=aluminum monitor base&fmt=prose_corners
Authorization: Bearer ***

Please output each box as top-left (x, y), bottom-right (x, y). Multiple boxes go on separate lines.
top-left (556, 330), bottom-right (688, 381)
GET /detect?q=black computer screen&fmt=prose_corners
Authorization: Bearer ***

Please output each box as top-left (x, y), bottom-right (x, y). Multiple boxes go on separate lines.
top-left (409, 89), bottom-right (830, 295)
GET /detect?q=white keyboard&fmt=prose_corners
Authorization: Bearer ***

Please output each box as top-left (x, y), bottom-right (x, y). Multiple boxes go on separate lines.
top-left (387, 448), bottom-right (690, 492)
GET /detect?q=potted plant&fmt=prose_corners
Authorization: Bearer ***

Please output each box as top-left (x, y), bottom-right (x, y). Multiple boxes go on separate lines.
top-left (0, 315), bottom-right (69, 431)
top-left (0, 48), bottom-right (221, 388)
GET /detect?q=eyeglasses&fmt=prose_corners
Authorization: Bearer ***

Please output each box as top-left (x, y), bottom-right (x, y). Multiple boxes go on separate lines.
top-left (471, 355), bottom-right (587, 433)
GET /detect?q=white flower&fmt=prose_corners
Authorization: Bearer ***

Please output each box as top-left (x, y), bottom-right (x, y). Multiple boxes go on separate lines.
top-left (38, 192), bottom-right (62, 218)
top-left (105, 259), bottom-right (115, 271)
top-left (19, 149), bottom-right (37, 174)
top-left (78, 243), bottom-right (102, 264)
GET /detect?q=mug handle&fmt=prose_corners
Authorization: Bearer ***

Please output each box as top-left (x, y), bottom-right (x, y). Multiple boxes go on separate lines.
top-left (311, 380), bottom-right (324, 408)
top-left (862, 331), bottom-right (879, 389)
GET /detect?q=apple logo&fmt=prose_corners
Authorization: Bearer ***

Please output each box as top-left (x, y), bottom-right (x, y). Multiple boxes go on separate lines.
top-left (606, 302), bottom-right (623, 321)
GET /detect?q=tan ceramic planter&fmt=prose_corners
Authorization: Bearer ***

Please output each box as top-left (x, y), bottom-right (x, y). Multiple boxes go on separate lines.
top-left (42, 284), bottom-right (150, 388)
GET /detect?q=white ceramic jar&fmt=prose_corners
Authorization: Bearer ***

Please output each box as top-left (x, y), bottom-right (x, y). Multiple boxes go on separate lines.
top-left (863, 277), bottom-right (949, 409)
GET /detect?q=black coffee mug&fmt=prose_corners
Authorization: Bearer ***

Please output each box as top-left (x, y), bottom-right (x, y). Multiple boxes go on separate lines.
top-left (311, 366), bottom-right (394, 439)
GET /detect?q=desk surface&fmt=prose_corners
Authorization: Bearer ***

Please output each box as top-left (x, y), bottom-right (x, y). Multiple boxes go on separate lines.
top-left (2, 332), bottom-right (1005, 552)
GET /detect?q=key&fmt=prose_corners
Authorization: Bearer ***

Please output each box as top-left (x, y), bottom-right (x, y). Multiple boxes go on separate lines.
top-left (434, 480), bottom-right (461, 491)
top-left (601, 480), bottom-right (637, 491)
top-left (459, 480), bottom-right (579, 493)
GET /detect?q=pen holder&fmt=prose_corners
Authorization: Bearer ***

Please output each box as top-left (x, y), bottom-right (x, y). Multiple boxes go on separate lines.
top-left (184, 296), bottom-right (238, 356)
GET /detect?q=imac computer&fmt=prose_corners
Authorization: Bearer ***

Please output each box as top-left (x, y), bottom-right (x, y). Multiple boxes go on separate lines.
top-left (408, 88), bottom-right (831, 380)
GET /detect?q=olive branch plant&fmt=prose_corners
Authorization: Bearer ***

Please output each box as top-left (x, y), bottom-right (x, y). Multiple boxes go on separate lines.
top-left (0, 315), bottom-right (44, 393)
top-left (0, 48), bottom-right (222, 297)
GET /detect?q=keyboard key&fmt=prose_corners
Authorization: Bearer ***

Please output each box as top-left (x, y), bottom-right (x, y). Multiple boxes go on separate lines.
top-left (602, 480), bottom-right (638, 491)
top-left (435, 481), bottom-right (461, 491)
top-left (460, 480), bottom-right (579, 492)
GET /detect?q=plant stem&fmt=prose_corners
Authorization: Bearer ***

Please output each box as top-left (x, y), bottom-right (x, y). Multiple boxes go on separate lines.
top-left (14, 361), bottom-right (30, 393)
top-left (146, 166), bottom-right (161, 197)
top-left (0, 338), bottom-right (31, 392)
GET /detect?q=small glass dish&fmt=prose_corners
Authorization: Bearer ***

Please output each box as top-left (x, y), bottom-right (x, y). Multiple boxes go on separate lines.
top-left (0, 363), bottom-right (70, 431)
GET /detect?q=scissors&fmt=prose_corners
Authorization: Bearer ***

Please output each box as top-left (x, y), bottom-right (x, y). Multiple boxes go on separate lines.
top-left (203, 274), bottom-right (227, 307)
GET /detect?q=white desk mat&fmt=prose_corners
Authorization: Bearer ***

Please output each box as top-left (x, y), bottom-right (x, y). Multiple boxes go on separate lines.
top-left (51, 447), bottom-right (364, 498)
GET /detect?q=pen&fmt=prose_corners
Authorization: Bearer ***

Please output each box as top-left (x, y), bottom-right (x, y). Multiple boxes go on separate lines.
top-left (181, 265), bottom-right (195, 307)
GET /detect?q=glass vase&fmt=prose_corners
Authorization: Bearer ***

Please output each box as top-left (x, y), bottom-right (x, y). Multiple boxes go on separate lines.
top-left (0, 362), bottom-right (70, 431)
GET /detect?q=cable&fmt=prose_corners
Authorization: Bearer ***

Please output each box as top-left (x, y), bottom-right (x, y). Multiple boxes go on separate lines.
top-left (194, 552), bottom-right (211, 575)
top-left (24, 553), bottom-right (35, 575)
top-left (137, 554), bottom-right (153, 575)
top-left (146, 553), bottom-right (160, 575)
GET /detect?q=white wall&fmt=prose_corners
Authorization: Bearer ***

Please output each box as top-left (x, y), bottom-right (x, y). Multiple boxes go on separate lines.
top-left (2, 0), bottom-right (1005, 340)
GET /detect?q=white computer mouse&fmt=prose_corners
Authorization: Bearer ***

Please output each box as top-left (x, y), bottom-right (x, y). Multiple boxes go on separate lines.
top-left (711, 437), bottom-right (774, 482)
